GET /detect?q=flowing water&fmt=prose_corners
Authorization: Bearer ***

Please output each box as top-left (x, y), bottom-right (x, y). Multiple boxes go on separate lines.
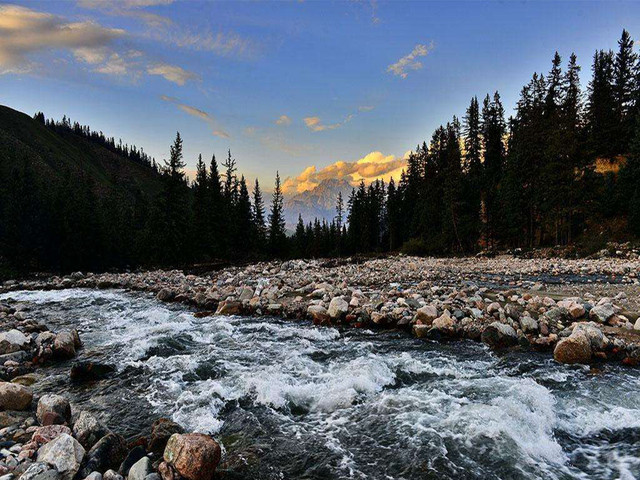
top-left (2, 288), bottom-right (640, 480)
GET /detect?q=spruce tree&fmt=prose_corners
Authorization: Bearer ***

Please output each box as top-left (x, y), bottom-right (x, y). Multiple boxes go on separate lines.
top-left (252, 179), bottom-right (267, 248)
top-left (268, 172), bottom-right (287, 255)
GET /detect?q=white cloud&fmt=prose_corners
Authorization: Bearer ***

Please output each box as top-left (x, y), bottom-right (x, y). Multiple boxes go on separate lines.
top-left (304, 114), bottom-right (354, 132)
top-left (0, 4), bottom-right (124, 74)
top-left (387, 42), bottom-right (435, 79)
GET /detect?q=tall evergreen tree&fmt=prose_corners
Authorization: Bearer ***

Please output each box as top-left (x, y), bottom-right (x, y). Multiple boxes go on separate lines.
top-left (252, 179), bottom-right (267, 248)
top-left (268, 172), bottom-right (287, 255)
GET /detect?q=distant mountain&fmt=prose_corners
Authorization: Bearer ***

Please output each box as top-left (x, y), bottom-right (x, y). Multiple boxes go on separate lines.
top-left (284, 178), bottom-right (353, 228)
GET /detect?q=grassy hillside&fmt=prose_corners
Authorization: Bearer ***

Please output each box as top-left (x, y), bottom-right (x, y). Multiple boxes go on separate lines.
top-left (0, 105), bottom-right (163, 202)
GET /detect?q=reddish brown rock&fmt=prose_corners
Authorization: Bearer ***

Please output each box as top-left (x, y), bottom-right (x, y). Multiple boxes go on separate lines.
top-left (163, 433), bottom-right (221, 480)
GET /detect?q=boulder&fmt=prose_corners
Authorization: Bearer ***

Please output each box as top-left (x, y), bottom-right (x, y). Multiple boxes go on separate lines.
top-left (481, 322), bottom-right (518, 349)
top-left (327, 297), bottom-right (349, 320)
top-left (307, 305), bottom-right (330, 326)
top-left (148, 418), bottom-right (184, 456)
top-left (73, 411), bottom-right (109, 449)
top-left (32, 425), bottom-right (72, 445)
top-left (519, 315), bottom-right (538, 333)
top-left (53, 332), bottom-right (76, 359)
top-left (541, 307), bottom-right (570, 329)
top-left (103, 470), bottom-right (123, 480)
top-left (573, 323), bottom-right (607, 351)
top-left (81, 433), bottom-right (128, 477)
top-left (430, 311), bottom-right (456, 336)
top-left (589, 303), bottom-right (615, 323)
top-left (128, 457), bottom-right (152, 480)
top-left (0, 381), bottom-right (32, 411)
top-left (156, 289), bottom-right (174, 302)
top-left (19, 462), bottom-right (61, 480)
top-left (412, 324), bottom-right (430, 338)
top-left (37, 433), bottom-right (85, 480)
top-left (84, 473), bottom-right (102, 480)
top-left (0, 329), bottom-right (30, 355)
top-left (215, 301), bottom-right (241, 315)
top-left (414, 305), bottom-right (438, 325)
top-left (553, 331), bottom-right (592, 364)
top-left (37, 394), bottom-right (71, 425)
top-left (118, 445), bottom-right (146, 476)
top-left (70, 362), bottom-right (116, 382)
top-left (163, 433), bottom-right (221, 480)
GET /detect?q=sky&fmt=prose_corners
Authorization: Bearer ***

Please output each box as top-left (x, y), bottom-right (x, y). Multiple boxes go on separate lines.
top-left (1, 0), bottom-right (640, 192)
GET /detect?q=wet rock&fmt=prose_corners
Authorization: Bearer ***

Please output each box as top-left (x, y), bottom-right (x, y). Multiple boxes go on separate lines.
top-left (118, 445), bottom-right (146, 476)
top-left (81, 433), bottom-right (128, 477)
top-left (307, 305), bottom-right (330, 326)
top-left (70, 362), bottom-right (115, 382)
top-left (73, 411), bottom-right (109, 449)
top-left (589, 303), bottom-right (615, 323)
top-left (37, 395), bottom-right (71, 425)
top-left (37, 433), bottom-right (85, 480)
top-left (327, 297), bottom-right (349, 320)
top-left (20, 462), bottom-right (61, 480)
top-left (481, 322), bottom-right (518, 349)
top-left (0, 382), bottom-right (32, 411)
top-left (53, 332), bottom-right (76, 359)
top-left (414, 305), bottom-right (438, 325)
top-left (541, 307), bottom-right (570, 330)
top-left (148, 418), bottom-right (184, 456)
top-left (0, 330), bottom-right (29, 355)
top-left (156, 289), bottom-right (174, 302)
top-left (84, 473), bottom-right (102, 480)
top-left (553, 330), bottom-right (592, 364)
top-left (163, 433), bottom-right (221, 480)
top-left (128, 457), bottom-right (152, 480)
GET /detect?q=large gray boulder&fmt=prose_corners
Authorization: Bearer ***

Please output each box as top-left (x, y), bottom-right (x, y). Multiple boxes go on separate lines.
top-left (37, 433), bottom-right (85, 480)
top-left (19, 462), bottom-right (61, 480)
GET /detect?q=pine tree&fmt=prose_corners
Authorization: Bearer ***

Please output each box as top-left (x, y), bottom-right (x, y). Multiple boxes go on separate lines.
top-left (252, 179), bottom-right (267, 248)
top-left (614, 29), bottom-right (637, 151)
top-left (193, 154), bottom-right (209, 257)
top-left (268, 172), bottom-right (287, 255)
top-left (587, 49), bottom-right (617, 157)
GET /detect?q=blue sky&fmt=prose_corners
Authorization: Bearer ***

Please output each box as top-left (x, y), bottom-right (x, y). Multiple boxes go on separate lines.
top-left (1, 0), bottom-right (639, 191)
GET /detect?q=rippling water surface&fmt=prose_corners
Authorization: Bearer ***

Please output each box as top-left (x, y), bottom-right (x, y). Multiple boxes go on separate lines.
top-left (2, 288), bottom-right (640, 480)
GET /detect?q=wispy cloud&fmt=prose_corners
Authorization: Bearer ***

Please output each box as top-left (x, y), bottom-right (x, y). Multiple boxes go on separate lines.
top-left (244, 125), bottom-right (310, 156)
top-left (0, 4), bottom-right (124, 74)
top-left (304, 114), bottom-right (354, 132)
top-left (275, 115), bottom-right (292, 126)
top-left (358, 105), bottom-right (375, 112)
top-left (160, 95), bottom-right (229, 138)
top-left (282, 151), bottom-right (411, 193)
top-left (148, 62), bottom-right (199, 85)
top-left (77, 0), bottom-right (174, 27)
top-left (387, 42), bottom-right (435, 79)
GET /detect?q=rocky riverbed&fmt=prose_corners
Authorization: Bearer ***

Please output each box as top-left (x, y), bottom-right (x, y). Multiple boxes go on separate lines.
top-left (0, 254), bottom-right (639, 479)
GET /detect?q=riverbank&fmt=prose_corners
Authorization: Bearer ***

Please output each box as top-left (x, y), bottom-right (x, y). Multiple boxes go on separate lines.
top-left (2, 255), bottom-right (639, 367)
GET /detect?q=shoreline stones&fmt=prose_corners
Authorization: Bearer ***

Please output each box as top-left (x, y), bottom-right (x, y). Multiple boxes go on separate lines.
top-left (2, 254), bottom-right (640, 370)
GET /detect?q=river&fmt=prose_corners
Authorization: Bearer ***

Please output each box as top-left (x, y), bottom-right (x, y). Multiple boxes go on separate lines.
top-left (2, 288), bottom-right (640, 480)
